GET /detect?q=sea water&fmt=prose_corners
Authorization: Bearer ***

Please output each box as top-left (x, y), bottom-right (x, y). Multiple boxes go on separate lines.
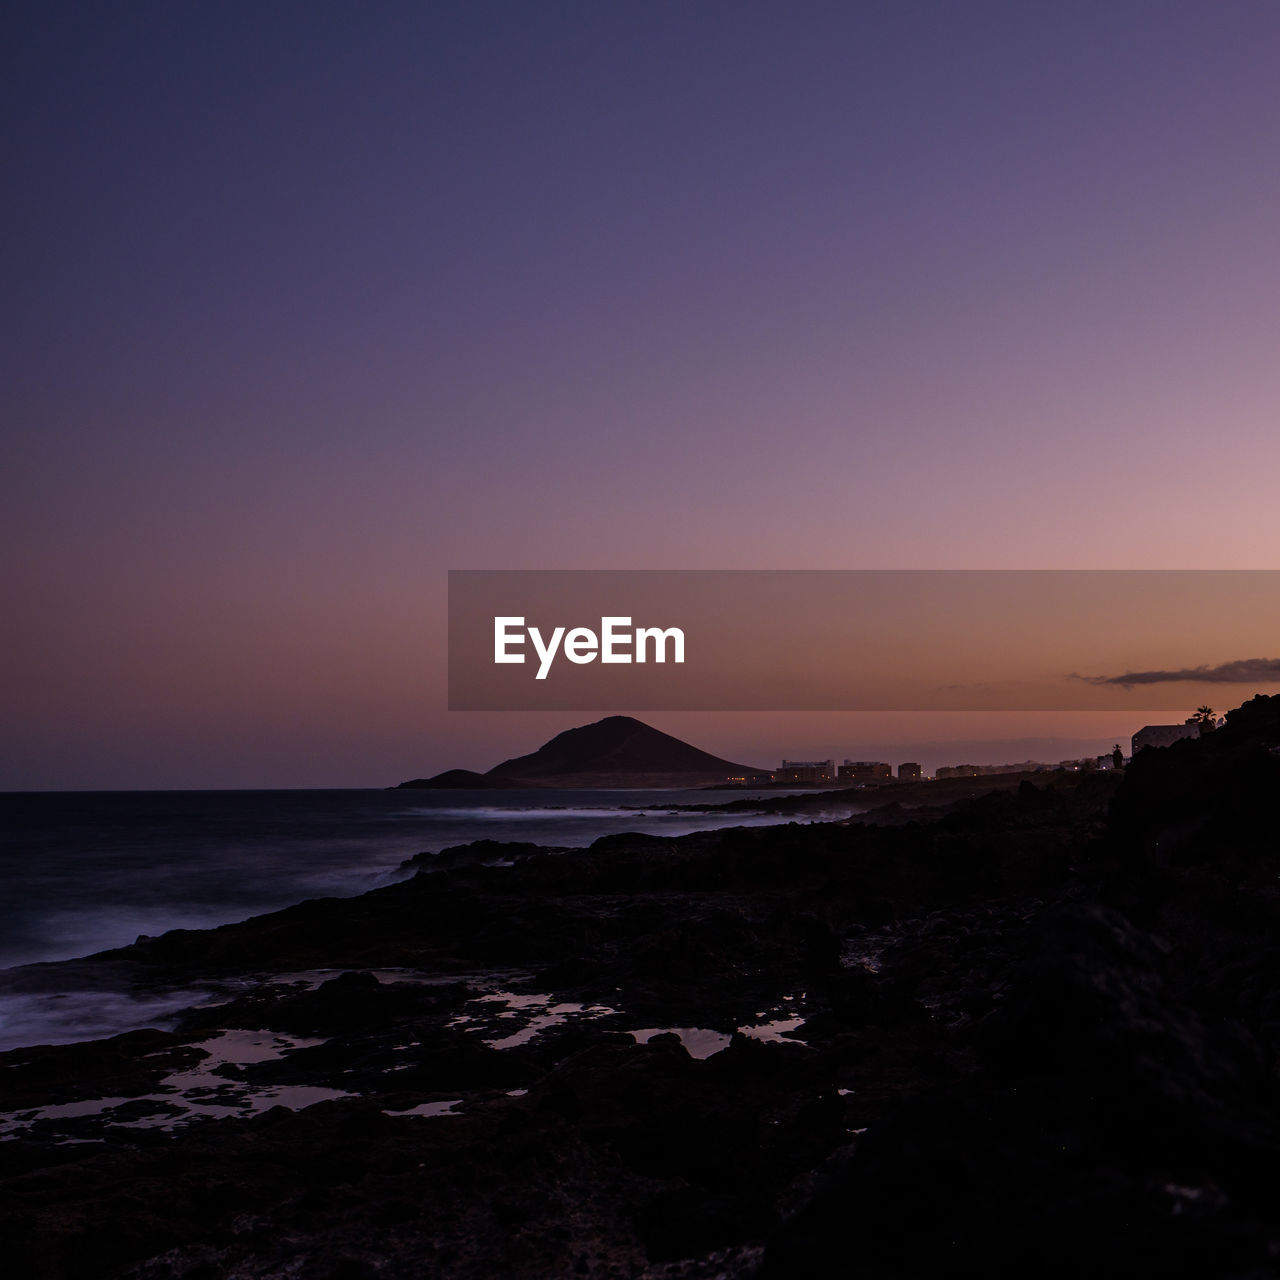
top-left (0, 787), bottom-right (808, 1050)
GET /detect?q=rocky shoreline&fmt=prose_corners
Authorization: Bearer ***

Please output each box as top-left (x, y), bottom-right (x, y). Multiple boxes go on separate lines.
top-left (4, 697), bottom-right (1280, 1277)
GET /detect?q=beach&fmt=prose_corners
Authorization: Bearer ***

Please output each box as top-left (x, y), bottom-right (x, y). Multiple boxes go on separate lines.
top-left (4, 697), bottom-right (1280, 1275)
top-left (0, 788), bottom-right (816, 1049)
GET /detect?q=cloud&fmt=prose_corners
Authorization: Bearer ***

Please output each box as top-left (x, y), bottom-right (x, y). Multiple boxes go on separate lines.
top-left (1071, 658), bottom-right (1280, 689)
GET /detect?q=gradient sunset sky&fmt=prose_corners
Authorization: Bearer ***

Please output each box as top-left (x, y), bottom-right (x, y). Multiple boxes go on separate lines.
top-left (4, 2), bottom-right (1280, 788)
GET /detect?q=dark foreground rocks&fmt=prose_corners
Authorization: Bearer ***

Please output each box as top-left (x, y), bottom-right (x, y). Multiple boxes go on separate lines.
top-left (5, 696), bottom-right (1280, 1277)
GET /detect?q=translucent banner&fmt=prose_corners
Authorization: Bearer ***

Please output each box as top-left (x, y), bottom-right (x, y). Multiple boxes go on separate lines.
top-left (448, 570), bottom-right (1280, 711)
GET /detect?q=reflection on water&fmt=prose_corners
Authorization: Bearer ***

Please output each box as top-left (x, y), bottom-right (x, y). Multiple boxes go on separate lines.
top-left (628, 1027), bottom-right (732, 1059)
top-left (0, 1028), bottom-right (350, 1139)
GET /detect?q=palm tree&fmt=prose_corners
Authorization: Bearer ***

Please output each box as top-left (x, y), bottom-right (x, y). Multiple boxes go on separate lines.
top-left (1194, 705), bottom-right (1215, 732)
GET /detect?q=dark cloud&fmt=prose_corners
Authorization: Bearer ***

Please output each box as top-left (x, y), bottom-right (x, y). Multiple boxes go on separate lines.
top-left (1072, 658), bottom-right (1280, 689)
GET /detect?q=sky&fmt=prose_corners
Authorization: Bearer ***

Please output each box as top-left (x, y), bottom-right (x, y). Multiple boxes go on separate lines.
top-left (3, 1), bottom-right (1279, 788)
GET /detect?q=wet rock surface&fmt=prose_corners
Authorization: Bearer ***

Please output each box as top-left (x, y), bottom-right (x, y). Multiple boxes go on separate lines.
top-left (6, 696), bottom-right (1280, 1277)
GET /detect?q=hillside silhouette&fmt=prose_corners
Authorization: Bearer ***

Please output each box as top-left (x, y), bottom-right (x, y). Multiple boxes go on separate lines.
top-left (399, 715), bottom-right (763, 788)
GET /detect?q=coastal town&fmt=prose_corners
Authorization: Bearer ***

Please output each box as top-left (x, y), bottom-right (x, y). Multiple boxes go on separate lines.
top-left (728, 707), bottom-right (1224, 786)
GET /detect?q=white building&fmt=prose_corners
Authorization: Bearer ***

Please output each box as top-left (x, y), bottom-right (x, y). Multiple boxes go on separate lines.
top-left (1132, 719), bottom-right (1200, 755)
top-left (777, 759), bottom-right (835, 783)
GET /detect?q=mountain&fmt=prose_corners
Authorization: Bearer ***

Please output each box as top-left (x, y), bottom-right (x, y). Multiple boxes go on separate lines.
top-left (397, 716), bottom-right (765, 789)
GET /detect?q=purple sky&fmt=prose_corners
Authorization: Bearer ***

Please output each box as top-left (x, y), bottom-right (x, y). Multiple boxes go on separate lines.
top-left (4, 2), bottom-right (1279, 788)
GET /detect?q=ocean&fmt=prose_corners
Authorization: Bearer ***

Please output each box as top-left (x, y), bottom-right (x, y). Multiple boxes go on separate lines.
top-left (0, 787), bottom-right (809, 1051)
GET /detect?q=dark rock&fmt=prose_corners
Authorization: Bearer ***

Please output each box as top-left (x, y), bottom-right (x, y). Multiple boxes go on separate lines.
top-left (395, 769), bottom-right (500, 789)
top-left (11, 700), bottom-right (1280, 1277)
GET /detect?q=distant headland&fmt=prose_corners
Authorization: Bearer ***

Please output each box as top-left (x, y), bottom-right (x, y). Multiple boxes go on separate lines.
top-left (395, 715), bottom-right (764, 789)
